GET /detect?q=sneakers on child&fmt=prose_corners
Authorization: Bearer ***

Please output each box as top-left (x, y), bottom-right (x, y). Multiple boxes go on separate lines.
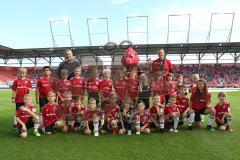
top-left (127, 130), bottom-right (132, 135)
top-left (160, 128), bottom-right (165, 134)
top-left (33, 130), bottom-right (41, 137)
top-left (169, 128), bottom-right (174, 132)
top-left (136, 131), bottom-right (140, 135)
top-left (207, 125), bottom-right (215, 131)
top-left (188, 126), bottom-right (193, 131)
top-left (173, 129), bottom-right (178, 133)
top-left (94, 131), bottom-right (99, 137)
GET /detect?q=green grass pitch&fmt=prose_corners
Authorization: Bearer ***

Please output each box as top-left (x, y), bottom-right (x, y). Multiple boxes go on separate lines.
top-left (0, 89), bottom-right (239, 160)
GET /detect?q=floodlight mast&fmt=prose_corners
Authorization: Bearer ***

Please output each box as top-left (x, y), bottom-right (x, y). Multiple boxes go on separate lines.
top-left (206, 12), bottom-right (235, 43)
top-left (49, 17), bottom-right (74, 48)
top-left (127, 16), bottom-right (149, 45)
top-left (167, 14), bottom-right (191, 43)
top-left (87, 17), bottom-right (110, 46)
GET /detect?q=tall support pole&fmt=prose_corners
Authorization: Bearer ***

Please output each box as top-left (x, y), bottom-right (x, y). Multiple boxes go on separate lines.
top-left (127, 16), bottom-right (148, 44)
top-left (167, 14), bottom-right (191, 43)
top-left (87, 17), bottom-right (110, 46)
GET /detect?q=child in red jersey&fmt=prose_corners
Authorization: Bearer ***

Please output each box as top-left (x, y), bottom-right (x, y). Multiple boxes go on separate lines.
top-left (176, 85), bottom-right (195, 130)
top-left (189, 74), bottom-right (205, 123)
top-left (70, 67), bottom-right (85, 101)
top-left (189, 74), bottom-right (199, 93)
top-left (150, 94), bottom-right (165, 133)
top-left (58, 91), bottom-right (75, 132)
top-left (55, 69), bottom-right (72, 104)
top-left (214, 92), bottom-right (233, 131)
top-left (133, 101), bottom-right (151, 135)
top-left (69, 96), bottom-right (87, 132)
top-left (190, 79), bottom-right (216, 131)
top-left (119, 97), bottom-right (134, 135)
top-left (113, 69), bottom-right (128, 107)
top-left (151, 71), bottom-right (165, 104)
top-left (164, 73), bottom-right (178, 104)
top-left (100, 68), bottom-right (113, 107)
top-left (16, 94), bottom-right (40, 138)
top-left (164, 95), bottom-right (180, 132)
top-left (12, 68), bottom-right (32, 128)
top-left (86, 67), bottom-right (101, 106)
top-left (126, 70), bottom-right (139, 103)
top-left (101, 93), bottom-right (120, 135)
top-left (84, 98), bottom-right (103, 136)
top-left (176, 74), bottom-right (185, 90)
top-left (41, 91), bottom-right (65, 134)
top-left (36, 66), bottom-right (53, 125)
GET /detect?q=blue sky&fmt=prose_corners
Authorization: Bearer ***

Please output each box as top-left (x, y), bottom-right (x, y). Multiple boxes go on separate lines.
top-left (0, 0), bottom-right (240, 49)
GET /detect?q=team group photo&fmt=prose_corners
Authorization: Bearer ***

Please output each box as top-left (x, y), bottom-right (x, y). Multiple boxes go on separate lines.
top-left (0, 0), bottom-right (240, 160)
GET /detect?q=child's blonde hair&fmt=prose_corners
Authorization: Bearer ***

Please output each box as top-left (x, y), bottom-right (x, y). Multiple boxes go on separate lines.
top-left (88, 98), bottom-right (96, 103)
top-left (47, 91), bottom-right (56, 97)
top-left (64, 91), bottom-right (72, 97)
top-left (103, 68), bottom-right (111, 75)
top-left (75, 67), bottom-right (81, 71)
top-left (60, 69), bottom-right (68, 77)
top-left (139, 73), bottom-right (148, 83)
top-left (18, 67), bottom-right (27, 73)
top-left (24, 94), bottom-right (31, 100)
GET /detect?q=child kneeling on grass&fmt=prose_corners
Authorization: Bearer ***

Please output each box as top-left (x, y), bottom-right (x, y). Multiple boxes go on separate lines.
top-left (164, 94), bottom-right (180, 133)
top-left (84, 98), bottom-right (103, 136)
top-left (16, 94), bottom-right (40, 138)
top-left (41, 91), bottom-right (66, 134)
top-left (150, 94), bottom-right (165, 133)
top-left (101, 93), bottom-right (120, 135)
top-left (118, 97), bottom-right (134, 135)
top-left (214, 92), bottom-right (233, 132)
top-left (133, 100), bottom-right (151, 135)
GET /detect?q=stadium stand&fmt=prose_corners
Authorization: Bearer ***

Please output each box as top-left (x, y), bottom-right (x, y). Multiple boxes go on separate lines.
top-left (1, 63), bottom-right (239, 88)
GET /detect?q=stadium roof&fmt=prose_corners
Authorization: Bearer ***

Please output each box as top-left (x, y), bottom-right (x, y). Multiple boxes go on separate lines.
top-left (0, 42), bottom-right (240, 60)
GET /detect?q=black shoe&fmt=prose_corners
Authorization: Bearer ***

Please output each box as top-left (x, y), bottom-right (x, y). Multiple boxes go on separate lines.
top-left (160, 128), bottom-right (165, 134)
top-left (188, 126), bottom-right (193, 131)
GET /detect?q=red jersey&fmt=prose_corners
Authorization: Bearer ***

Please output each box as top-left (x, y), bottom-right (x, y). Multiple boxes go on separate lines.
top-left (133, 110), bottom-right (151, 124)
top-left (16, 105), bottom-right (36, 126)
top-left (41, 103), bottom-right (59, 127)
top-left (113, 79), bottom-right (128, 100)
top-left (103, 104), bottom-right (120, 120)
top-left (86, 78), bottom-right (100, 94)
top-left (70, 77), bottom-right (85, 97)
top-left (151, 58), bottom-right (173, 74)
top-left (164, 81), bottom-right (178, 96)
top-left (151, 80), bottom-right (165, 96)
top-left (150, 105), bottom-right (164, 120)
top-left (70, 104), bottom-right (86, 116)
top-left (55, 79), bottom-right (72, 94)
top-left (164, 104), bottom-right (179, 117)
top-left (85, 108), bottom-right (102, 122)
top-left (58, 102), bottom-right (75, 118)
top-left (55, 79), bottom-right (72, 103)
top-left (12, 78), bottom-right (32, 103)
top-left (176, 95), bottom-right (189, 114)
top-left (189, 84), bottom-right (197, 93)
top-left (214, 102), bottom-right (230, 121)
top-left (99, 79), bottom-right (113, 99)
top-left (127, 77), bottom-right (139, 101)
top-left (36, 76), bottom-right (53, 98)
top-left (190, 92), bottom-right (211, 112)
